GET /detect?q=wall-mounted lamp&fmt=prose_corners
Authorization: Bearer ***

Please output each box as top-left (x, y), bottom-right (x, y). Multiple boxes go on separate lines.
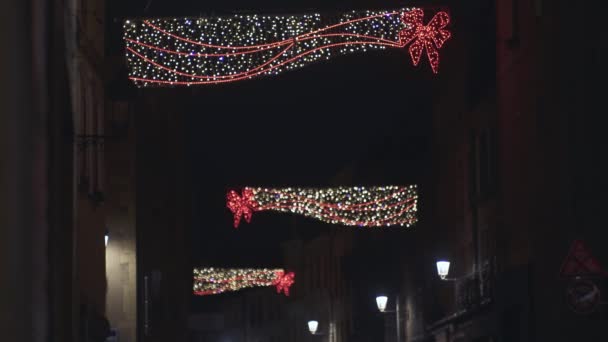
top-left (376, 295), bottom-right (388, 313)
top-left (307, 320), bottom-right (318, 335)
top-left (436, 260), bottom-right (450, 280)
top-left (374, 294), bottom-right (401, 341)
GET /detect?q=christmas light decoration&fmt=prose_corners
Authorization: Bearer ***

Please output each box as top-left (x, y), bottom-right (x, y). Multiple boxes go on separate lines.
top-left (123, 8), bottom-right (451, 86)
top-left (227, 185), bottom-right (418, 228)
top-left (193, 267), bottom-right (295, 296)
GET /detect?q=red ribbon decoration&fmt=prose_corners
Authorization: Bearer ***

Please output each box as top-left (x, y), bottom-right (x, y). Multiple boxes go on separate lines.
top-left (226, 189), bottom-right (256, 228)
top-left (399, 9), bottom-right (451, 74)
top-left (272, 271), bottom-right (295, 296)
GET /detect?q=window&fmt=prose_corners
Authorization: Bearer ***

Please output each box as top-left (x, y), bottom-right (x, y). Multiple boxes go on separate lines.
top-left (306, 257), bottom-right (312, 291)
top-left (534, 0), bottom-right (542, 17)
top-left (479, 130), bottom-right (490, 194)
top-left (470, 128), bottom-right (497, 201)
top-left (315, 258), bottom-right (320, 290)
top-left (507, 0), bottom-right (520, 48)
top-left (320, 257), bottom-right (325, 289)
top-left (466, 1), bottom-right (496, 108)
top-left (250, 301), bottom-right (256, 327)
top-left (259, 297), bottom-right (264, 323)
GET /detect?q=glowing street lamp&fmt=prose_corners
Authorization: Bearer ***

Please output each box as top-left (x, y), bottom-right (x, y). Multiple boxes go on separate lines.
top-left (105, 230), bottom-right (109, 247)
top-left (307, 320), bottom-right (318, 335)
top-left (376, 295), bottom-right (388, 312)
top-left (436, 260), bottom-right (450, 280)
top-left (374, 295), bottom-right (401, 341)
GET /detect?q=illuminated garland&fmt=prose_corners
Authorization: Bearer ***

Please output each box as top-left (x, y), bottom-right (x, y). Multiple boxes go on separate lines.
top-left (227, 185), bottom-right (417, 228)
top-left (123, 8), bottom-right (451, 86)
top-left (193, 268), bottom-right (295, 296)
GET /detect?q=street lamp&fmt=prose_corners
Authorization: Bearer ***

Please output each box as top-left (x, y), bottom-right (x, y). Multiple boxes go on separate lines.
top-left (436, 259), bottom-right (494, 283)
top-left (376, 295), bottom-right (388, 312)
top-left (374, 295), bottom-right (401, 341)
top-left (307, 320), bottom-right (318, 335)
top-left (436, 260), bottom-right (450, 280)
top-left (105, 229), bottom-right (109, 247)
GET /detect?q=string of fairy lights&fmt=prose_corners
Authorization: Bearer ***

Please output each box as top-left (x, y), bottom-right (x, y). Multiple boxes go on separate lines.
top-left (123, 8), bottom-right (451, 86)
top-left (227, 185), bottom-right (418, 228)
top-left (193, 268), bottom-right (295, 296)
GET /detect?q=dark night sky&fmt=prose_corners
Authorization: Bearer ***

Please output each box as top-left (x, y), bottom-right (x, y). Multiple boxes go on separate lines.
top-left (185, 56), bottom-right (431, 260)
top-left (109, 0), bottom-right (434, 304)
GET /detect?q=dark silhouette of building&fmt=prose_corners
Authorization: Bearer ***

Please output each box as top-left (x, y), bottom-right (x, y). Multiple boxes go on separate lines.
top-left (187, 227), bottom-right (354, 342)
top-left (134, 91), bottom-right (193, 342)
top-left (393, 0), bottom-right (608, 341)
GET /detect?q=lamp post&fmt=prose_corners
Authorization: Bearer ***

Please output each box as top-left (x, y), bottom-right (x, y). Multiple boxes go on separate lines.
top-left (375, 295), bottom-right (401, 342)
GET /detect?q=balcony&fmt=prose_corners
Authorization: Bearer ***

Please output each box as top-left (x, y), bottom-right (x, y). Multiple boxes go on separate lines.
top-left (454, 260), bottom-right (494, 311)
top-left (427, 259), bottom-right (495, 332)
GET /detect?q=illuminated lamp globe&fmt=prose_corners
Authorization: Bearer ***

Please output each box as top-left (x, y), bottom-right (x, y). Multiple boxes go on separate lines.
top-left (307, 320), bottom-right (319, 334)
top-left (376, 295), bottom-right (388, 312)
top-left (436, 261), bottom-right (450, 280)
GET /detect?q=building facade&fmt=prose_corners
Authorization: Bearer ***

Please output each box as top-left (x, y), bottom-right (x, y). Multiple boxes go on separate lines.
top-left (282, 229), bottom-right (354, 342)
top-left (395, 0), bottom-right (608, 341)
top-left (134, 91), bottom-right (193, 342)
top-left (188, 227), bottom-right (354, 342)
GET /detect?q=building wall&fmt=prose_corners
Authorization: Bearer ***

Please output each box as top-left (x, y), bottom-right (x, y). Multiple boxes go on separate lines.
top-left (282, 230), bottom-right (354, 342)
top-left (136, 92), bottom-right (191, 342)
top-left (0, 0), bottom-right (55, 341)
top-left (199, 229), bottom-right (354, 342)
top-left (396, 0), bottom-right (607, 341)
top-left (0, 0), bottom-right (113, 341)
top-left (495, 0), bottom-right (608, 339)
top-left (105, 100), bottom-right (138, 342)
top-left (529, 1), bottom-right (607, 340)
top-left (65, 0), bottom-right (111, 339)
top-left (46, 0), bottom-right (79, 340)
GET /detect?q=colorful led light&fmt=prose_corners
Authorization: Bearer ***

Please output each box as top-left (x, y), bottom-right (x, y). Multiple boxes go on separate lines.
top-left (399, 9), bottom-right (451, 74)
top-left (123, 8), bottom-right (451, 86)
top-left (193, 268), bottom-right (295, 296)
top-left (226, 185), bottom-right (418, 228)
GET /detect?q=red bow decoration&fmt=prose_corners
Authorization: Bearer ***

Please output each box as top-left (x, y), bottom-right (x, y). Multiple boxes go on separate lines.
top-left (226, 188), bottom-right (256, 228)
top-left (272, 271), bottom-right (295, 296)
top-left (399, 9), bottom-right (451, 74)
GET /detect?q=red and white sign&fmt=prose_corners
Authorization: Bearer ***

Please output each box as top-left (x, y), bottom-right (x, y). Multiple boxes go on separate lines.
top-left (560, 240), bottom-right (608, 278)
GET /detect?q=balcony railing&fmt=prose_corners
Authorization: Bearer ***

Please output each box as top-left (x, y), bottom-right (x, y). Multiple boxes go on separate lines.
top-left (427, 258), bottom-right (496, 333)
top-left (454, 260), bottom-right (494, 311)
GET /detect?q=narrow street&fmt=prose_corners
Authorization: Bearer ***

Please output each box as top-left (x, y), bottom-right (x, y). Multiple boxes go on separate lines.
top-left (1, 1), bottom-right (606, 342)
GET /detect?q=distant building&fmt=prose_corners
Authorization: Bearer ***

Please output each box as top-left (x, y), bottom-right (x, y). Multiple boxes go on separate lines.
top-left (188, 313), bottom-right (225, 342)
top-left (189, 225), bottom-right (354, 342)
top-left (281, 229), bottom-right (354, 342)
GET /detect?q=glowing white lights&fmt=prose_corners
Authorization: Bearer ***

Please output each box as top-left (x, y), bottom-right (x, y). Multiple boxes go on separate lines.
top-left (308, 320), bottom-right (319, 334)
top-left (436, 261), bottom-right (450, 280)
top-left (376, 295), bottom-right (388, 312)
top-left (227, 185), bottom-right (418, 228)
top-left (122, 8), bottom-right (452, 85)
